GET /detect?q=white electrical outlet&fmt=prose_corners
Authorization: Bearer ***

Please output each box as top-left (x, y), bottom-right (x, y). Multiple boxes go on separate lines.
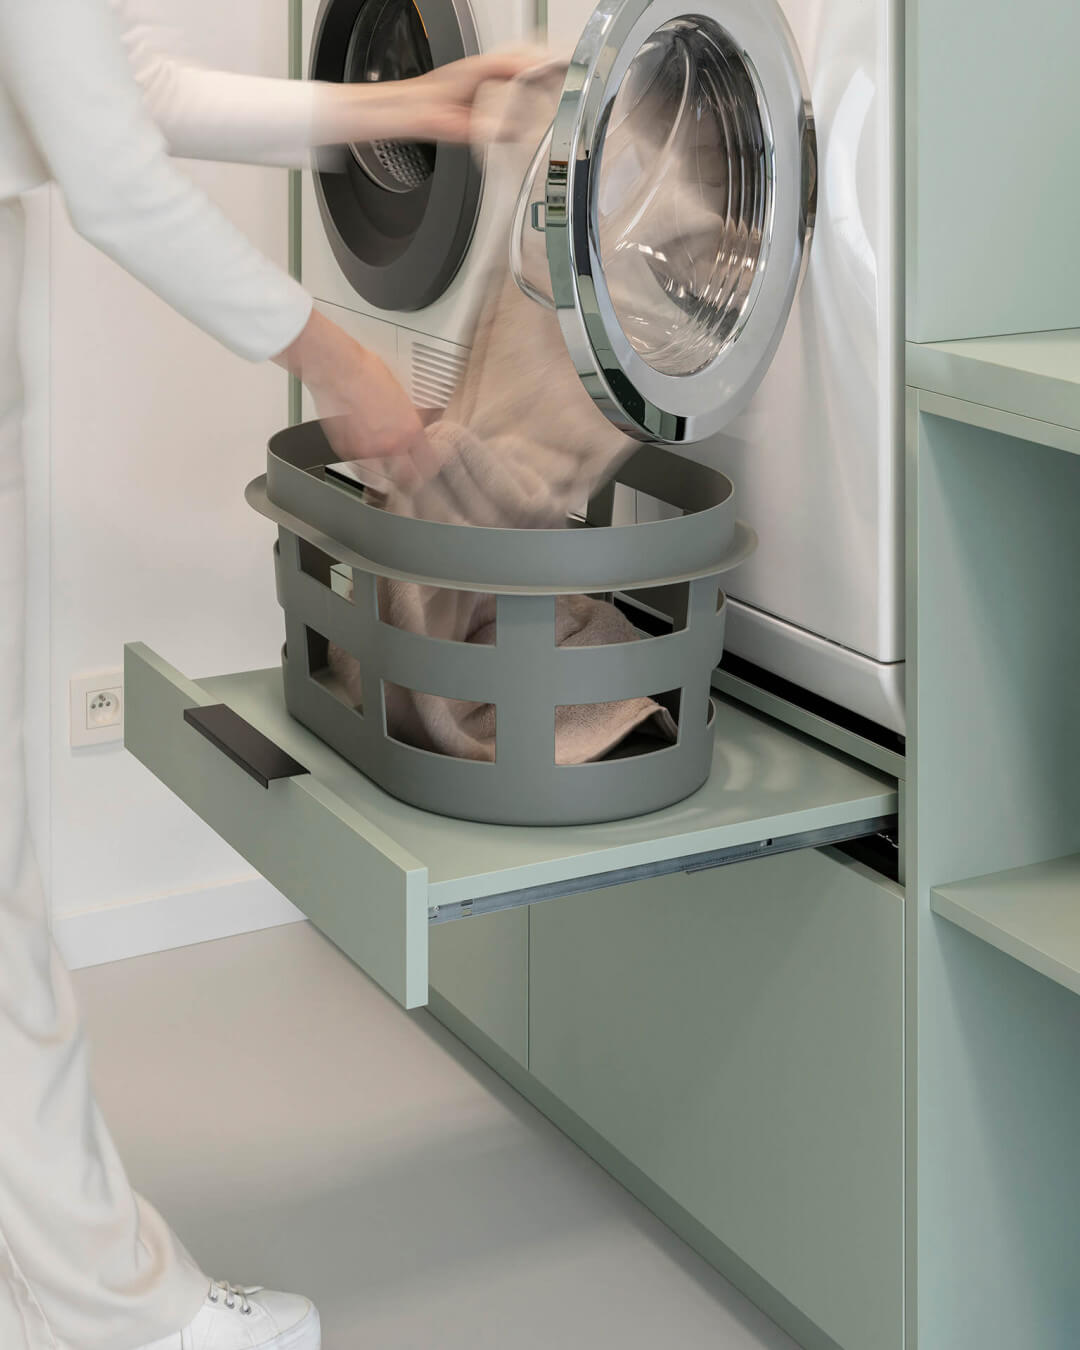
top-left (70, 671), bottom-right (124, 748)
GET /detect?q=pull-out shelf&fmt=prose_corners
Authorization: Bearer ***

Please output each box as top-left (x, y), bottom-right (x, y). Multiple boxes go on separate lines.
top-left (125, 643), bottom-right (899, 1009)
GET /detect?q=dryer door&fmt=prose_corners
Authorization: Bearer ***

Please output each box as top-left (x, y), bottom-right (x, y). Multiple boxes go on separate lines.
top-left (310, 0), bottom-right (483, 311)
top-left (542, 0), bottom-right (815, 444)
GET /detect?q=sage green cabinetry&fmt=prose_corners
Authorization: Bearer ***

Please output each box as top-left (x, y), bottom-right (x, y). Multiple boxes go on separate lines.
top-left (428, 909), bottom-right (529, 1068)
top-left (906, 0), bottom-right (1080, 342)
top-left (528, 849), bottom-right (904, 1350)
top-left (905, 374), bottom-right (1080, 1350)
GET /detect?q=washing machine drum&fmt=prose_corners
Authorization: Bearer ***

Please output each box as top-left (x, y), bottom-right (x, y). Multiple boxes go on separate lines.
top-left (309, 0), bottom-right (482, 311)
top-left (523, 0), bottom-right (817, 445)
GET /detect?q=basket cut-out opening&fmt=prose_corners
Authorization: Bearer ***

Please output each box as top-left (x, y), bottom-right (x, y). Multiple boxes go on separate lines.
top-left (306, 628), bottom-right (363, 715)
top-left (381, 679), bottom-right (496, 764)
top-left (376, 584), bottom-right (496, 647)
top-left (577, 583), bottom-right (693, 644)
top-left (553, 688), bottom-right (684, 766)
top-left (296, 537), bottom-right (356, 606)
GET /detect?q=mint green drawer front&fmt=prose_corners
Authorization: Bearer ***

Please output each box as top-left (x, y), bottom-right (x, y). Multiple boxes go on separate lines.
top-left (124, 644), bottom-right (429, 1007)
top-left (529, 849), bottom-right (904, 1350)
top-left (125, 643), bottom-right (896, 1020)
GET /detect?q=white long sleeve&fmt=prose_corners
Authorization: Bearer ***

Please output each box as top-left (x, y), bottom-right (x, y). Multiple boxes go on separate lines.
top-left (112, 1), bottom-right (479, 171)
top-left (0, 0), bottom-right (312, 362)
top-left (113, 0), bottom-right (325, 169)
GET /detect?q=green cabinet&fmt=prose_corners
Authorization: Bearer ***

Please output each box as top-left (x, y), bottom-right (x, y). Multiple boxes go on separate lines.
top-left (907, 0), bottom-right (1080, 342)
top-left (127, 640), bottom-right (903, 1347)
top-left (529, 849), bottom-right (904, 1350)
top-left (124, 646), bottom-right (894, 1013)
top-left (428, 909), bottom-right (529, 1068)
top-left (906, 388), bottom-right (1080, 1349)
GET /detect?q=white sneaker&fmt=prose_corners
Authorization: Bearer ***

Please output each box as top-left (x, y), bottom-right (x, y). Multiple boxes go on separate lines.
top-left (141, 1280), bottom-right (321, 1350)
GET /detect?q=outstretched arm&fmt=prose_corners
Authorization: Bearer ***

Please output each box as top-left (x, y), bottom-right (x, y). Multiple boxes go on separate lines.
top-left (0, 0), bottom-right (433, 466)
top-left (112, 1), bottom-right (549, 168)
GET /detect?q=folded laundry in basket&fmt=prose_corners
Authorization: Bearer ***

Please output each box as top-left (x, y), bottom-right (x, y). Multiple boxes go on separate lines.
top-left (327, 64), bottom-right (680, 766)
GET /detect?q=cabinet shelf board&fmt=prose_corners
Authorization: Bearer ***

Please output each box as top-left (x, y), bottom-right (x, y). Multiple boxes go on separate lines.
top-left (907, 330), bottom-right (1080, 440)
top-left (931, 854), bottom-right (1080, 995)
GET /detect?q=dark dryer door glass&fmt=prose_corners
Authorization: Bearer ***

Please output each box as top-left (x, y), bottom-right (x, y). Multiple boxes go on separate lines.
top-left (344, 2), bottom-right (438, 193)
top-left (538, 0), bottom-right (817, 444)
top-left (310, 0), bottom-right (482, 311)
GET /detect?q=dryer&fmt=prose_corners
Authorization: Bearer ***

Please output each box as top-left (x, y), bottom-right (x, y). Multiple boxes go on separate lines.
top-left (300, 0), bottom-right (535, 409)
top-left (540, 0), bottom-right (903, 735)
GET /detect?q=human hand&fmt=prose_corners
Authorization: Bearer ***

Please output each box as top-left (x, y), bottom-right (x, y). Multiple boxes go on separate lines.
top-left (401, 47), bottom-right (558, 143)
top-left (273, 308), bottom-right (443, 488)
top-left (329, 46), bottom-right (559, 148)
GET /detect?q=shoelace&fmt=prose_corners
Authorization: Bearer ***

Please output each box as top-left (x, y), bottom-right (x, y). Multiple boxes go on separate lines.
top-left (207, 1280), bottom-right (253, 1316)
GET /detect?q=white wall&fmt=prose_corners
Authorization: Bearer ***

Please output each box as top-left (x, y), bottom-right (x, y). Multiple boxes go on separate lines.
top-left (26, 1), bottom-right (304, 958)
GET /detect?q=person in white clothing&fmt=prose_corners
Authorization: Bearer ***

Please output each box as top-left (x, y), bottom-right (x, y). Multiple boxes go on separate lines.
top-left (0, 4), bottom-right (541, 1349)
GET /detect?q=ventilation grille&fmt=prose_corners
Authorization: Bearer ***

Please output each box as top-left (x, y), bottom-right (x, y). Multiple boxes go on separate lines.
top-left (411, 342), bottom-right (468, 410)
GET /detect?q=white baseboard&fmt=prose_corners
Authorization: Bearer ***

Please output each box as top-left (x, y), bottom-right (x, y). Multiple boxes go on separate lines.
top-left (55, 875), bottom-right (304, 972)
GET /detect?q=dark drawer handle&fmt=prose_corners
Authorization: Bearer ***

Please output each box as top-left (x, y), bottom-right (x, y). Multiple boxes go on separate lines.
top-left (184, 704), bottom-right (308, 790)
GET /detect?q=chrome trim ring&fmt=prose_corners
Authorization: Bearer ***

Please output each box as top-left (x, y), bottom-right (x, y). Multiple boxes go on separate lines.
top-left (546, 0), bottom-right (815, 444)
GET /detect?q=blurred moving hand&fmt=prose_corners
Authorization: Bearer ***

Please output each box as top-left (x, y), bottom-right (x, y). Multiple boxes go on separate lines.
top-left (318, 46), bottom-right (555, 147)
top-left (276, 46), bottom-right (561, 482)
top-left (273, 308), bottom-right (443, 487)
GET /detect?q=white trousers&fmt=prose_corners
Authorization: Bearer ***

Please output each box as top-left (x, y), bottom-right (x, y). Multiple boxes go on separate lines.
top-left (0, 198), bottom-right (206, 1350)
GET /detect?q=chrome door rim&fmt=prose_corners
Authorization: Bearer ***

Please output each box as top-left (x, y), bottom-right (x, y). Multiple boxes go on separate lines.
top-left (545, 0), bottom-right (816, 444)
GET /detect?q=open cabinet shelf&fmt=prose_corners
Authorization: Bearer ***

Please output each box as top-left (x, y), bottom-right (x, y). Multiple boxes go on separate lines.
top-left (125, 644), bottom-right (897, 1010)
top-left (932, 854), bottom-right (1080, 997)
top-left (907, 330), bottom-right (1080, 447)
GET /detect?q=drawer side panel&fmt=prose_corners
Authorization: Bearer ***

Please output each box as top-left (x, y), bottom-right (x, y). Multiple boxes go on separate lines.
top-left (124, 644), bottom-right (428, 1007)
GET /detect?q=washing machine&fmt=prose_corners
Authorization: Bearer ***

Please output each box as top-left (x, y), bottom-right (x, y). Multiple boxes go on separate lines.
top-left (542, 0), bottom-right (903, 735)
top-left (300, 0), bottom-right (536, 410)
top-left (301, 0), bottom-right (904, 736)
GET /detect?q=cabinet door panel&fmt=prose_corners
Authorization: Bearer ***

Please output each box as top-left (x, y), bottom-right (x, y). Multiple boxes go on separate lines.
top-left (530, 849), bottom-right (903, 1350)
top-left (429, 909), bottom-right (529, 1068)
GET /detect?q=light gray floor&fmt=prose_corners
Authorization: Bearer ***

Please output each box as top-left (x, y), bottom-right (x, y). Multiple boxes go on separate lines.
top-left (75, 922), bottom-right (800, 1350)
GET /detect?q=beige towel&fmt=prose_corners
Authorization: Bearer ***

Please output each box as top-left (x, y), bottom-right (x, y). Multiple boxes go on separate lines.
top-left (328, 65), bottom-right (680, 766)
top-left (329, 422), bottom-right (678, 765)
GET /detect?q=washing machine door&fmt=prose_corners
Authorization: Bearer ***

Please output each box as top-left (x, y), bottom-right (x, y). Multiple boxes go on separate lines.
top-left (310, 0), bottom-right (482, 311)
top-left (536, 0), bottom-right (815, 444)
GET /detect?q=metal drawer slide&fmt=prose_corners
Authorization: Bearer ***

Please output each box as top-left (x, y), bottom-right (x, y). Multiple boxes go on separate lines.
top-left (429, 816), bottom-right (896, 923)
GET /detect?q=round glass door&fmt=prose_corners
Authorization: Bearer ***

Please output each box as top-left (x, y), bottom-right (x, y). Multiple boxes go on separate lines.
top-left (544, 0), bottom-right (816, 443)
top-left (310, 0), bottom-right (483, 312)
top-left (344, 1), bottom-right (437, 193)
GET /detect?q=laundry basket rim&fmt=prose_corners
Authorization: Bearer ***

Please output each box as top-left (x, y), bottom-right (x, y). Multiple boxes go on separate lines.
top-left (248, 475), bottom-right (757, 595)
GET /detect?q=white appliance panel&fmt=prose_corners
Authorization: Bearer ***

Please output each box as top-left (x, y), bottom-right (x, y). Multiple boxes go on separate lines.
top-left (547, 0), bottom-right (902, 686)
top-left (698, 0), bottom-right (902, 665)
top-left (724, 601), bottom-right (905, 733)
top-left (545, 0), bottom-right (598, 51)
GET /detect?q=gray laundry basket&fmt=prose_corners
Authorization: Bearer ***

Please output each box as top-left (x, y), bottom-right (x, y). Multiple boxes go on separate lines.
top-left (246, 421), bottom-right (756, 826)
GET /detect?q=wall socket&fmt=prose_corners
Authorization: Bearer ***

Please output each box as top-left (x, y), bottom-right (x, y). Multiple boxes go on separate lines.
top-left (70, 671), bottom-right (124, 748)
